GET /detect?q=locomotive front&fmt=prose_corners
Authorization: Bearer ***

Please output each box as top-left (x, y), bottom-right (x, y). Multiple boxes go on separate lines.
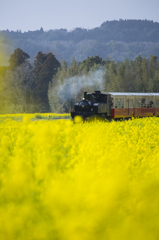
top-left (71, 91), bottom-right (111, 122)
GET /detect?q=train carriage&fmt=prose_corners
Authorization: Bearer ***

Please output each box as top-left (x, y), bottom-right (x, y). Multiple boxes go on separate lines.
top-left (71, 91), bottom-right (159, 122)
top-left (111, 92), bottom-right (156, 118)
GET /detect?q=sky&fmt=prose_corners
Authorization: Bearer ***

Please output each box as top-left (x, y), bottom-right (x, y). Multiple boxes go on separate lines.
top-left (0, 0), bottom-right (159, 32)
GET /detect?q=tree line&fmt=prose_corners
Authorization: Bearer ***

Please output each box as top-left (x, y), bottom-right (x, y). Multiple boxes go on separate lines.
top-left (0, 48), bottom-right (60, 113)
top-left (1, 19), bottom-right (159, 65)
top-left (48, 55), bottom-right (159, 113)
top-left (0, 48), bottom-right (159, 113)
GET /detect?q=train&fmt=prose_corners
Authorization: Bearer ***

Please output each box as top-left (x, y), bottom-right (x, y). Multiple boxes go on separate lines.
top-left (71, 91), bottom-right (159, 122)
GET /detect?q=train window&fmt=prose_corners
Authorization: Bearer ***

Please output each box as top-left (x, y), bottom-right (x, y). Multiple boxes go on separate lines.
top-left (115, 98), bottom-right (123, 108)
top-left (135, 99), bottom-right (141, 108)
top-left (149, 100), bottom-right (153, 107)
top-left (125, 99), bottom-right (128, 108)
top-left (146, 98), bottom-right (153, 108)
top-left (93, 94), bottom-right (100, 102)
top-left (87, 94), bottom-right (94, 101)
top-left (100, 95), bottom-right (107, 103)
top-left (115, 98), bottom-right (119, 108)
top-left (141, 98), bottom-right (146, 108)
top-left (125, 99), bottom-right (133, 108)
top-left (121, 98), bottom-right (124, 108)
top-left (156, 99), bottom-right (159, 107)
top-left (129, 99), bottom-right (133, 108)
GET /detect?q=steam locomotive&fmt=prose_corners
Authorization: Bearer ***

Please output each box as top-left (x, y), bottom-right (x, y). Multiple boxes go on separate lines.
top-left (71, 91), bottom-right (159, 122)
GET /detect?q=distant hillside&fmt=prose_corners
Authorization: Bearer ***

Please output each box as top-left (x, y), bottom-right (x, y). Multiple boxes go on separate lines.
top-left (0, 19), bottom-right (159, 66)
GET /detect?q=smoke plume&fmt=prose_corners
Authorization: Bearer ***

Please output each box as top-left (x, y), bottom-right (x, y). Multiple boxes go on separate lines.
top-left (58, 67), bottom-right (106, 102)
top-left (48, 67), bottom-right (106, 112)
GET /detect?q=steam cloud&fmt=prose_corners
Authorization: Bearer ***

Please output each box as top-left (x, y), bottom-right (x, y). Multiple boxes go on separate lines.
top-left (57, 67), bottom-right (106, 103)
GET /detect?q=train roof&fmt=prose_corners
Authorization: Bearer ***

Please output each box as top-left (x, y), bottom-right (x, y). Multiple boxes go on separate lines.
top-left (102, 92), bottom-right (159, 97)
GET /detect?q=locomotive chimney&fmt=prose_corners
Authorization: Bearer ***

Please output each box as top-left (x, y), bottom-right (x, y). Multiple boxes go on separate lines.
top-left (84, 91), bottom-right (87, 100)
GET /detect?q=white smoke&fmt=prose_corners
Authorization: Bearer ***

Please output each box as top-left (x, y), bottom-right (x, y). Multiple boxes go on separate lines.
top-left (57, 67), bottom-right (106, 103)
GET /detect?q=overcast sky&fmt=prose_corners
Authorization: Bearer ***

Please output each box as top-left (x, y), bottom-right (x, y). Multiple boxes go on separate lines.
top-left (1, 0), bottom-right (159, 32)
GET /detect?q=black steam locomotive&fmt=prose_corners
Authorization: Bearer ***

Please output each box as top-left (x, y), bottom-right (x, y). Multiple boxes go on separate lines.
top-left (71, 91), bottom-right (112, 122)
top-left (71, 90), bottom-right (159, 122)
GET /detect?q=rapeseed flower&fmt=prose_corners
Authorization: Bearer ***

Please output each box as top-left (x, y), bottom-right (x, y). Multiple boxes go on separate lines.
top-left (0, 115), bottom-right (159, 239)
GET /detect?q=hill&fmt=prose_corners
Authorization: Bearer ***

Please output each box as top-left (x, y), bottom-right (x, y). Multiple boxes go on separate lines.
top-left (0, 19), bottom-right (159, 65)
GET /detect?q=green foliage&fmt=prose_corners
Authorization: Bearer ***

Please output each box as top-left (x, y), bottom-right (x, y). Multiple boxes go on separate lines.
top-left (0, 66), bottom-right (8, 77)
top-left (0, 62), bottom-right (35, 114)
top-left (48, 54), bottom-right (159, 113)
top-left (0, 49), bottom-right (61, 114)
top-left (35, 114), bottom-right (43, 119)
top-left (9, 48), bottom-right (30, 69)
top-left (33, 51), bottom-right (61, 112)
top-left (33, 114), bottom-right (71, 120)
top-left (1, 20), bottom-right (159, 64)
top-left (78, 56), bottom-right (104, 73)
top-left (1, 47), bottom-right (159, 114)
top-left (48, 55), bottom-right (106, 113)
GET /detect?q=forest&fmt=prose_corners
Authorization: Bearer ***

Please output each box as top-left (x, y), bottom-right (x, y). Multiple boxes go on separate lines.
top-left (0, 19), bottom-right (159, 65)
top-left (0, 48), bottom-right (159, 114)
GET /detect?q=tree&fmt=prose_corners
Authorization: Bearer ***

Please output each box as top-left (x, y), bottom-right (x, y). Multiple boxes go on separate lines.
top-left (149, 55), bottom-right (158, 79)
top-left (9, 48), bottom-right (30, 69)
top-left (79, 55), bottom-right (103, 73)
top-left (68, 57), bottom-right (78, 76)
top-left (33, 52), bottom-right (61, 112)
top-left (154, 60), bottom-right (159, 92)
top-left (0, 66), bottom-right (8, 77)
top-left (105, 60), bottom-right (117, 91)
top-left (0, 62), bottom-right (34, 114)
top-left (141, 58), bottom-right (149, 91)
top-left (133, 55), bottom-right (143, 92)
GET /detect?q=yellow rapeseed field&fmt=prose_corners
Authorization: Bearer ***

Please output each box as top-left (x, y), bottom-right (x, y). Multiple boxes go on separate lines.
top-left (0, 114), bottom-right (159, 240)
